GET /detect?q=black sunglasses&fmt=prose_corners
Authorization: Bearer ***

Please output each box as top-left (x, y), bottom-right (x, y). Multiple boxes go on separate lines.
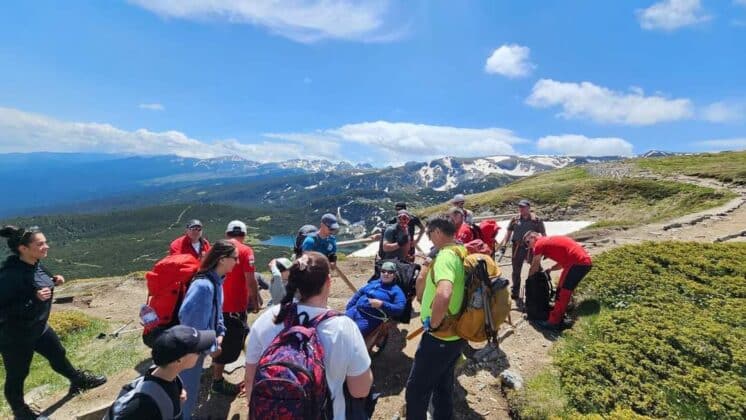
top-left (381, 270), bottom-right (396, 274)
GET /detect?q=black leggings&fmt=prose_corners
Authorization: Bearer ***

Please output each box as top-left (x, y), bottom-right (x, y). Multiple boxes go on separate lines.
top-left (1, 326), bottom-right (78, 411)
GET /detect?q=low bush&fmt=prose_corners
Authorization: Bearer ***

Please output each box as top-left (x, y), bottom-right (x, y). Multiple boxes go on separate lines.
top-left (516, 242), bottom-right (746, 419)
top-left (48, 310), bottom-right (95, 339)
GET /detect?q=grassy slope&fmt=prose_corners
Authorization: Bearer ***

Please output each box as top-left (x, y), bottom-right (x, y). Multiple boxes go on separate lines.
top-left (0, 203), bottom-right (298, 279)
top-left (0, 311), bottom-right (146, 417)
top-left (636, 150), bottom-right (746, 185)
top-left (512, 242), bottom-right (746, 420)
top-left (420, 166), bottom-right (735, 229)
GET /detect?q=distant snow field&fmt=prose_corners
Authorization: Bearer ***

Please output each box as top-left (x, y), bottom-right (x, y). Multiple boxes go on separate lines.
top-left (348, 220), bottom-right (593, 258)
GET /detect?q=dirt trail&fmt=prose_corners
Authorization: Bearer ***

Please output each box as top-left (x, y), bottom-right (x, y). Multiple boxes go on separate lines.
top-left (32, 174), bottom-right (746, 419)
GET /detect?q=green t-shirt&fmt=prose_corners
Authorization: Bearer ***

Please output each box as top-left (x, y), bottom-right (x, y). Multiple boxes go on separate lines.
top-left (421, 245), bottom-right (465, 341)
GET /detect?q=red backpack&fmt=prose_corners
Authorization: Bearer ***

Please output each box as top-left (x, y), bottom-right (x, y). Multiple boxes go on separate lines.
top-left (478, 220), bottom-right (500, 254)
top-left (250, 304), bottom-right (341, 420)
top-left (142, 254), bottom-right (200, 343)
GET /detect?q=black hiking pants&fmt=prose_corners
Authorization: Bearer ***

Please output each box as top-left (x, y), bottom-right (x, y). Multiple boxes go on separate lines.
top-left (1, 326), bottom-right (78, 411)
top-left (511, 243), bottom-right (529, 297)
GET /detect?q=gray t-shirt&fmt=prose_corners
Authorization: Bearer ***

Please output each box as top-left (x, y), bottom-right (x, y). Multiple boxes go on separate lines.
top-left (381, 224), bottom-right (409, 260)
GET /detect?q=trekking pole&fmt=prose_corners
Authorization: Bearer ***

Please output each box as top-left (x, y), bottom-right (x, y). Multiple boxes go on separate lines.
top-left (407, 326), bottom-right (424, 340)
top-left (334, 267), bottom-right (358, 293)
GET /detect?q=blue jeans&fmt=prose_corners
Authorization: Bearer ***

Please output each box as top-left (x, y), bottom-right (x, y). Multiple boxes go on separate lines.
top-left (405, 333), bottom-right (465, 420)
top-left (179, 354), bottom-right (206, 420)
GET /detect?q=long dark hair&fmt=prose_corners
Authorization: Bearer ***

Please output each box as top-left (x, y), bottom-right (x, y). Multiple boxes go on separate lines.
top-left (0, 225), bottom-right (42, 255)
top-left (274, 252), bottom-right (330, 324)
top-left (196, 239), bottom-right (236, 275)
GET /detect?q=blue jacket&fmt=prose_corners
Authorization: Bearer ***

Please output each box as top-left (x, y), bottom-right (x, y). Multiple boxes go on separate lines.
top-left (179, 270), bottom-right (226, 343)
top-left (345, 279), bottom-right (405, 336)
top-left (301, 234), bottom-right (337, 257)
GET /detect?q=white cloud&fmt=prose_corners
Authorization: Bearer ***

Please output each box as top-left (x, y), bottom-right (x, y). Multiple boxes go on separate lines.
top-left (526, 79), bottom-right (693, 125)
top-left (637, 0), bottom-right (710, 31)
top-left (484, 44), bottom-right (535, 78)
top-left (128, 0), bottom-right (404, 43)
top-left (537, 135), bottom-right (634, 157)
top-left (701, 101), bottom-right (745, 123)
top-left (139, 103), bottom-right (165, 111)
top-left (0, 106), bottom-right (337, 162)
top-left (266, 121), bottom-right (528, 162)
top-left (695, 138), bottom-right (746, 151)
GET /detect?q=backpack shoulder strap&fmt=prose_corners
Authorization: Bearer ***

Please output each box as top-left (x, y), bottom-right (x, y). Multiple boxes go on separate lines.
top-left (309, 309), bottom-right (343, 328)
top-left (136, 379), bottom-right (176, 419)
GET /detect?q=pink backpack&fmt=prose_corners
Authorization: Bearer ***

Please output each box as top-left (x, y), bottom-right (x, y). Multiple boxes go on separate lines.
top-left (250, 304), bottom-right (342, 420)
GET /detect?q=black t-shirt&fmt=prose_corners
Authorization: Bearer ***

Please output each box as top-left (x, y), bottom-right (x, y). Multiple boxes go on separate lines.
top-left (117, 374), bottom-right (183, 419)
top-left (387, 215), bottom-right (423, 238)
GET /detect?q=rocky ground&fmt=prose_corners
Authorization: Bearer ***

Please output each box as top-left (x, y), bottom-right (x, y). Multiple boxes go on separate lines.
top-left (32, 172), bottom-right (746, 419)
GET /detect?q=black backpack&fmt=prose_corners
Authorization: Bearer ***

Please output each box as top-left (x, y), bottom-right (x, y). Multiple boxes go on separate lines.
top-left (105, 370), bottom-right (180, 419)
top-left (525, 271), bottom-right (555, 321)
top-left (294, 224), bottom-right (319, 257)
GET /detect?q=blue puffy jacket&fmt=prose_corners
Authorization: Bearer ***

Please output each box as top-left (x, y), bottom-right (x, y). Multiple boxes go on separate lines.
top-left (345, 279), bottom-right (405, 336)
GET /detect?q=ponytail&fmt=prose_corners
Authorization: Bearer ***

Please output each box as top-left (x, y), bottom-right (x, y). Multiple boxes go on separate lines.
top-left (0, 225), bottom-right (41, 255)
top-left (273, 252), bottom-right (330, 325)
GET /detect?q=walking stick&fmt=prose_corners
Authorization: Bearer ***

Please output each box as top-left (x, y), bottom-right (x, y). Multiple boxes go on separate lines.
top-left (407, 326), bottom-right (424, 340)
top-left (334, 267), bottom-right (358, 293)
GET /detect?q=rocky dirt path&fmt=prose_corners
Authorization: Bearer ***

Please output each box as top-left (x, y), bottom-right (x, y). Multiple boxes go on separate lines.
top-left (33, 173), bottom-right (745, 420)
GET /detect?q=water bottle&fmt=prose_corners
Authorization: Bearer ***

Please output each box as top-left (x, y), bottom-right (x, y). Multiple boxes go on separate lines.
top-left (470, 287), bottom-right (484, 309)
top-left (139, 304), bottom-right (159, 328)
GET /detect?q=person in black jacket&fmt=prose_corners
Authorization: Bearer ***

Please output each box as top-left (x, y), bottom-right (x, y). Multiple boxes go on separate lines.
top-left (0, 225), bottom-right (107, 420)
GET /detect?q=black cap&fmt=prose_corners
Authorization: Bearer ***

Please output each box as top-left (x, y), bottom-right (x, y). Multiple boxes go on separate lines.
top-left (186, 219), bottom-right (202, 228)
top-left (394, 202), bottom-right (407, 210)
top-left (518, 199), bottom-right (531, 207)
top-left (152, 325), bottom-right (216, 366)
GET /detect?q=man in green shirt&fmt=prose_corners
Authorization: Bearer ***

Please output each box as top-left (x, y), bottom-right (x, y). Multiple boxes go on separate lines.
top-left (407, 215), bottom-right (466, 420)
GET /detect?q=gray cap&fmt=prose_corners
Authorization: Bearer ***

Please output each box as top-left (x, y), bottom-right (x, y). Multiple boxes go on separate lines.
top-left (186, 219), bottom-right (202, 228)
top-left (518, 199), bottom-right (531, 207)
top-left (397, 209), bottom-right (411, 219)
top-left (452, 194), bottom-right (466, 203)
top-left (321, 213), bottom-right (340, 230)
top-left (381, 261), bottom-right (397, 272)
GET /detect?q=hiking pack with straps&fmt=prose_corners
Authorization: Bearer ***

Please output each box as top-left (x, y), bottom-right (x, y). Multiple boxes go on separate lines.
top-left (250, 304), bottom-right (341, 420)
top-left (294, 224), bottom-right (320, 257)
top-left (428, 247), bottom-right (511, 343)
top-left (104, 370), bottom-right (182, 419)
top-left (525, 270), bottom-right (555, 321)
top-left (141, 254), bottom-right (217, 347)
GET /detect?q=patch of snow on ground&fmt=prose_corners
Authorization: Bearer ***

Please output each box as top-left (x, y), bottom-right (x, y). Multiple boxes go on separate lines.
top-left (462, 159), bottom-right (508, 176)
top-left (501, 163), bottom-right (536, 177)
top-left (418, 165), bottom-right (435, 186)
top-left (433, 174), bottom-right (458, 191)
top-left (349, 220), bottom-right (594, 258)
top-left (304, 183), bottom-right (319, 190)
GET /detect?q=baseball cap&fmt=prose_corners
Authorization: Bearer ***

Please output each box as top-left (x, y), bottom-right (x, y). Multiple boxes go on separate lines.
top-left (381, 261), bottom-right (397, 272)
top-left (275, 257), bottom-right (292, 272)
top-left (152, 325), bottom-right (216, 366)
top-left (186, 219), bottom-right (202, 229)
top-left (452, 194), bottom-right (466, 203)
top-left (394, 202), bottom-right (407, 210)
top-left (321, 213), bottom-right (340, 230)
top-left (226, 220), bottom-right (247, 235)
top-left (518, 199), bottom-right (531, 207)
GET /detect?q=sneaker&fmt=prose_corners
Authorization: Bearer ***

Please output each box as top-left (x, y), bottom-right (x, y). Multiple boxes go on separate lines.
top-left (211, 379), bottom-right (240, 397)
top-left (12, 405), bottom-right (49, 420)
top-left (69, 370), bottom-right (107, 394)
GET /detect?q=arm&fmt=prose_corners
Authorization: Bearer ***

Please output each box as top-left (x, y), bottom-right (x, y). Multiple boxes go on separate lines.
top-left (246, 271), bottom-right (259, 312)
top-left (429, 280), bottom-right (453, 329)
top-left (347, 369), bottom-right (374, 398)
top-left (344, 318), bottom-right (373, 398)
top-left (244, 363), bottom-right (258, 406)
top-left (415, 261), bottom-right (430, 303)
top-left (346, 285), bottom-right (367, 311)
top-left (527, 254), bottom-right (544, 276)
top-left (380, 286), bottom-right (406, 317)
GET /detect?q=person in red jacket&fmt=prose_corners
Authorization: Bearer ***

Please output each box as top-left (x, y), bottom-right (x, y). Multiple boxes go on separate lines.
top-left (525, 232), bottom-right (592, 329)
top-left (210, 220), bottom-right (257, 396)
top-left (169, 219), bottom-right (211, 260)
top-left (448, 207), bottom-right (474, 244)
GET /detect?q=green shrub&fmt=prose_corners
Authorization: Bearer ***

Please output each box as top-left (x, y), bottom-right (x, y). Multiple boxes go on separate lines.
top-left (48, 310), bottom-right (94, 339)
top-left (557, 242), bottom-right (746, 419)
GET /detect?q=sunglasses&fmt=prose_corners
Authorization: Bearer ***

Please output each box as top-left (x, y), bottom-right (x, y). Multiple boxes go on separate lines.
top-left (381, 270), bottom-right (396, 275)
top-left (188, 226), bottom-right (202, 231)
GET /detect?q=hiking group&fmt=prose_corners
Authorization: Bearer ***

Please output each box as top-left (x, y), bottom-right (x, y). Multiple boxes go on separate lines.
top-left (0, 193), bottom-right (593, 420)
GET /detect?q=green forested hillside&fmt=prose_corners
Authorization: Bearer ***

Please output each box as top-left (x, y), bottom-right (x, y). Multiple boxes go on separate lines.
top-left (0, 203), bottom-right (304, 279)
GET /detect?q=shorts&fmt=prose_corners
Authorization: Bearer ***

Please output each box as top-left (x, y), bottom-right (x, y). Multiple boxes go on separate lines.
top-left (213, 312), bottom-right (248, 365)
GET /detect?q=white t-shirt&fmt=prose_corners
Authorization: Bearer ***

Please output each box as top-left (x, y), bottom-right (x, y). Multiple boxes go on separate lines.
top-left (245, 304), bottom-right (371, 419)
top-left (191, 241), bottom-right (201, 255)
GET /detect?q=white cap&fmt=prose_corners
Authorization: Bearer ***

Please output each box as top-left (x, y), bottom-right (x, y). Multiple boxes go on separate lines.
top-left (226, 220), bottom-right (247, 234)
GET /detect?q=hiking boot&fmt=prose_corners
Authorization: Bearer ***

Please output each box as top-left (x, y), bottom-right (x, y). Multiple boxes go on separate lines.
top-left (211, 379), bottom-right (240, 397)
top-left (12, 405), bottom-right (49, 420)
top-left (534, 320), bottom-right (561, 331)
top-left (69, 370), bottom-right (107, 394)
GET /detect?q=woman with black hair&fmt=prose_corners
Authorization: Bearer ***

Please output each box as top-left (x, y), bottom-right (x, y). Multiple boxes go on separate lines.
top-left (244, 251), bottom-right (373, 419)
top-left (0, 225), bottom-right (106, 420)
top-left (177, 239), bottom-right (237, 420)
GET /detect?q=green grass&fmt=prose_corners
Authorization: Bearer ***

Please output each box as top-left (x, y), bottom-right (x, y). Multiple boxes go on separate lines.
top-left (0, 311), bottom-right (147, 416)
top-left (421, 167), bottom-right (735, 229)
top-left (636, 150), bottom-right (746, 185)
top-left (513, 242), bottom-right (746, 420)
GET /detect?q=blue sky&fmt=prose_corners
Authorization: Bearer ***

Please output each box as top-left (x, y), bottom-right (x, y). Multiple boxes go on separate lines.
top-left (0, 0), bottom-right (744, 164)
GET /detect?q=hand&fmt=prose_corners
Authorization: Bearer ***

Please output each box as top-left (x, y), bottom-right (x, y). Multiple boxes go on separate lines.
top-left (180, 389), bottom-right (187, 402)
top-left (52, 275), bottom-right (65, 286)
top-left (36, 287), bottom-right (52, 301)
top-left (268, 259), bottom-right (276, 269)
top-left (368, 298), bottom-right (383, 309)
top-left (422, 316), bottom-right (432, 332)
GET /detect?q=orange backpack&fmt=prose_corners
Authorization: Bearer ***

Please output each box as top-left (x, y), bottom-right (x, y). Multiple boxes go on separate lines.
top-left (143, 254), bottom-right (200, 337)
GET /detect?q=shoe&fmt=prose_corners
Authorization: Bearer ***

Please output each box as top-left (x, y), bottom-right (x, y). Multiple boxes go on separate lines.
top-left (211, 379), bottom-right (240, 397)
top-left (12, 405), bottom-right (49, 420)
top-left (534, 320), bottom-right (561, 331)
top-left (69, 370), bottom-right (107, 394)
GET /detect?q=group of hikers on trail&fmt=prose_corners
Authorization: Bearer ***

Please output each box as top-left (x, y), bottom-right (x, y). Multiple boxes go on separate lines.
top-left (0, 193), bottom-right (593, 420)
